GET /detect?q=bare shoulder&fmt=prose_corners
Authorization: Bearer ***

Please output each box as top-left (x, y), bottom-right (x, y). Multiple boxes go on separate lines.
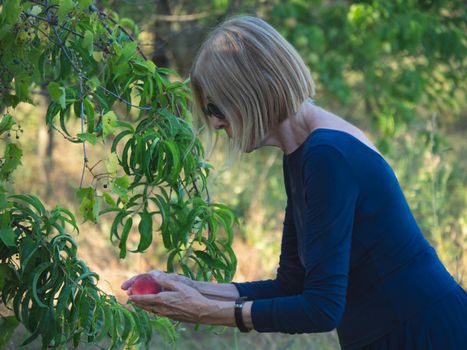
top-left (312, 117), bottom-right (382, 157)
top-left (306, 104), bottom-right (383, 157)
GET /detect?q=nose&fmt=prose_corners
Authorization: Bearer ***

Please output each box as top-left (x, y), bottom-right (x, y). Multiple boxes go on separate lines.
top-left (209, 116), bottom-right (232, 138)
top-left (209, 116), bottom-right (229, 130)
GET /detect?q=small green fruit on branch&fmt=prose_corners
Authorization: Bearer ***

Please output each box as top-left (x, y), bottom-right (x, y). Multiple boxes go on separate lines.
top-left (128, 274), bottom-right (163, 295)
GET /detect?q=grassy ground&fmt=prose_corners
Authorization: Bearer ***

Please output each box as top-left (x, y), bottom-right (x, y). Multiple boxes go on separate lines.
top-left (6, 323), bottom-right (340, 350)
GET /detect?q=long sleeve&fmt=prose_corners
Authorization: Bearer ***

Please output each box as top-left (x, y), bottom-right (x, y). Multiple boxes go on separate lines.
top-left (232, 160), bottom-right (305, 300)
top-left (233, 197), bottom-right (305, 299)
top-left (251, 145), bottom-right (360, 333)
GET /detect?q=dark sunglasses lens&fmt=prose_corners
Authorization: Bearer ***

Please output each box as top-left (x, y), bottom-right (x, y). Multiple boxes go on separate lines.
top-left (207, 103), bottom-right (225, 119)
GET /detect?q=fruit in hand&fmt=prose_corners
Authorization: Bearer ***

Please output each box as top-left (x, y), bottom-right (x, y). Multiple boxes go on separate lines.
top-left (129, 274), bottom-right (162, 295)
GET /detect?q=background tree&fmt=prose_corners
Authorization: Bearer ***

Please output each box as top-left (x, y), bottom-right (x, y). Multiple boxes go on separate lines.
top-left (0, 0), bottom-right (236, 348)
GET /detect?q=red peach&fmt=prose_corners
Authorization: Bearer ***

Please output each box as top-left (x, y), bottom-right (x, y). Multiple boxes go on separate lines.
top-left (128, 274), bottom-right (162, 295)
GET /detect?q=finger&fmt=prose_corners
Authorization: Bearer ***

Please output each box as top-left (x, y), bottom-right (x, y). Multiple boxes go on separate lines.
top-left (148, 269), bottom-right (164, 278)
top-left (129, 293), bottom-right (162, 304)
top-left (168, 273), bottom-right (190, 284)
top-left (129, 291), bottom-right (181, 305)
top-left (121, 275), bottom-right (138, 290)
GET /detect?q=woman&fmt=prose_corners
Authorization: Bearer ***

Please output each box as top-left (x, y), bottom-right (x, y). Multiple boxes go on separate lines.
top-left (121, 16), bottom-right (467, 349)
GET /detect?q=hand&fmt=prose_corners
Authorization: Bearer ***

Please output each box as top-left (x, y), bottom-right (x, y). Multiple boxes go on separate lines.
top-left (121, 269), bottom-right (196, 293)
top-left (126, 274), bottom-right (215, 324)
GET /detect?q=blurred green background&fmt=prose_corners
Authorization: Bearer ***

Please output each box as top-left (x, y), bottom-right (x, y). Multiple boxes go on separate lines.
top-left (5, 0), bottom-right (466, 348)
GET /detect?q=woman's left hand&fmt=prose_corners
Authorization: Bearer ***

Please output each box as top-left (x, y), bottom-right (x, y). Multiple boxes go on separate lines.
top-left (127, 274), bottom-right (215, 324)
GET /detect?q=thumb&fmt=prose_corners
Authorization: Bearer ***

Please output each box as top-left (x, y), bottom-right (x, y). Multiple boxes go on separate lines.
top-left (121, 275), bottom-right (138, 290)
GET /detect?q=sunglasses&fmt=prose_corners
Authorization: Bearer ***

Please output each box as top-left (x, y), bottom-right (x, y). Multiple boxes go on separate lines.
top-left (202, 103), bottom-right (226, 120)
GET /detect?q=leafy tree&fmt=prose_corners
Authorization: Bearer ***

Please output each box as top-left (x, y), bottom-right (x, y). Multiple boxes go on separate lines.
top-left (0, 0), bottom-right (236, 348)
top-left (267, 0), bottom-right (466, 276)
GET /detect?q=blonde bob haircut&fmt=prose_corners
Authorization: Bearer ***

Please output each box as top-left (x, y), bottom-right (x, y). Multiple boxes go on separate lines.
top-left (190, 15), bottom-right (315, 156)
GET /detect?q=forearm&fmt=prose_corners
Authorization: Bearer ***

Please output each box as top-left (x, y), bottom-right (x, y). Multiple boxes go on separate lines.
top-left (201, 300), bottom-right (254, 330)
top-left (194, 281), bottom-right (240, 301)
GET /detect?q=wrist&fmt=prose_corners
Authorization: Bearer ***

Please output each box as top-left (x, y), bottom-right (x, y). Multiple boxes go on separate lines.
top-left (234, 296), bottom-right (251, 332)
top-left (242, 301), bottom-right (254, 330)
top-left (200, 299), bottom-right (235, 326)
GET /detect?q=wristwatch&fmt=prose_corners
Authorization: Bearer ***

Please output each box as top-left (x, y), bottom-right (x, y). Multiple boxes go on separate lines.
top-left (234, 296), bottom-right (251, 332)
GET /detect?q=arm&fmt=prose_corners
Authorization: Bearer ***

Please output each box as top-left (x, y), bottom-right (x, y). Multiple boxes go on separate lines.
top-left (232, 159), bottom-right (305, 300)
top-left (132, 147), bottom-right (357, 331)
top-left (124, 157), bottom-right (301, 329)
top-left (249, 146), bottom-right (359, 333)
top-left (166, 157), bottom-right (305, 302)
top-left (125, 272), bottom-right (255, 328)
top-left (194, 280), bottom-right (239, 301)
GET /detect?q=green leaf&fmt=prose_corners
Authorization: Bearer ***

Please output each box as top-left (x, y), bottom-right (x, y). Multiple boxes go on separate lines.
top-left (19, 236), bottom-right (38, 272)
top-left (9, 194), bottom-right (47, 216)
top-left (119, 217), bottom-right (132, 259)
top-left (117, 42), bottom-right (138, 65)
top-left (76, 187), bottom-right (99, 223)
top-left (93, 305), bottom-right (113, 343)
top-left (58, 0), bottom-right (74, 22)
top-left (29, 5), bottom-right (42, 16)
top-left (20, 325), bottom-right (41, 347)
top-left (120, 18), bottom-right (136, 32)
top-left (78, 0), bottom-right (92, 10)
top-left (150, 195), bottom-right (170, 248)
top-left (102, 192), bottom-right (116, 207)
top-left (0, 263), bottom-right (13, 289)
top-left (47, 82), bottom-right (66, 109)
top-left (131, 60), bottom-right (155, 76)
top-left (31, 261), bottom-right (53, 308)
top-left (136, 211), bottom-right (152, 252)
top-left (194, 250), bottom-right (226, 269)
top-left (102, 111), bottom-right (118, 138)
top-left (51, 206), bottom-right (79, 233)
top-left (0, 227), bottom-right (16, 247)
top-left (106, 152), bottom-right (119, 176)
top-left (86, 77), bottom-right (100, 92)
top-left (111, 175), bottom-right (130, 202)
top-left (45, 102), bottom-right (61, 126)
top-left (144, 61), bottom-right (156, 75)
top-left (0, 143), bottom-right (22, 179)
top-left (92, 51), bottom-right (104, 62)
top-left (83, 98), bottom-right (95, 133)
top-left (114, 175), bottom-right (130, 189)
top-left (164, 140), bottom-right (181, 182)
top-left (77, 132), bottom-right (97, 145)
top-left (2, 0), bottom-right (21, 25)
top-left (0, 114), bottom-right (15, 135)
top-left (82, 30), bottom-right (94, 56)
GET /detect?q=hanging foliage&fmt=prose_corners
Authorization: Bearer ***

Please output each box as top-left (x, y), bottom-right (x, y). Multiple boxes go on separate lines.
top-left (0, 0), bottom-right (237, 348)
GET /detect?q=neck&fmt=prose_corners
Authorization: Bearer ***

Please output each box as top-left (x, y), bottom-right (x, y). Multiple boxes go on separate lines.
top-left (258, 100), bottom-right (329, 155)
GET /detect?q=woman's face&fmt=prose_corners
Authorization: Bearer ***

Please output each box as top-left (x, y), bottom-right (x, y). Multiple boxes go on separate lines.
top-left (202, 100), bottom-right (233, 138)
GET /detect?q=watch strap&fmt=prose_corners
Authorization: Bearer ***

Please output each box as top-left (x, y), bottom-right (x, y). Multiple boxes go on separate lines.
top-left (234, 296), bottom-right (251, 332)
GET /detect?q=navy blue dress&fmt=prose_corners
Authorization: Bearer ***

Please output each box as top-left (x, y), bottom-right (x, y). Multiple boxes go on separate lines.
top-left (233, 128), bottom-right (467, 349)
